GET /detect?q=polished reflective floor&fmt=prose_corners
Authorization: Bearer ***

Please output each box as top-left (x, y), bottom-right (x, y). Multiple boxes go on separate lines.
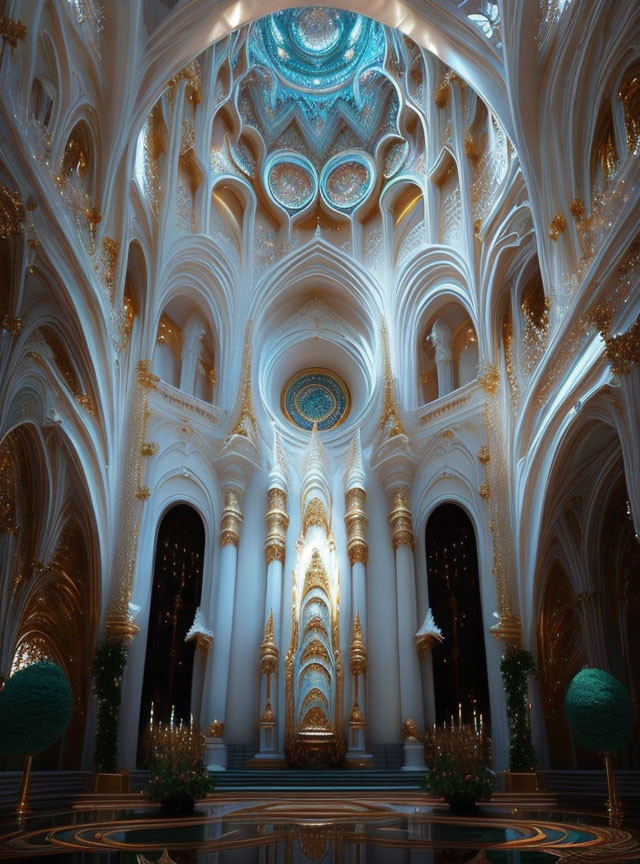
top-left (1, 794), bottom-right (639, 862)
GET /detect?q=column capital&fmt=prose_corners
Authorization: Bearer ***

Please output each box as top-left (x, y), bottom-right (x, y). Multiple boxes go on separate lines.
top-left (216, 432), bottom-right (260, 494)
top-left (370, 433), bottom-right (416, 495)
top-left (388, 486), bottom-right (415, 550)
top-left (220, 487), bottom-right (243, 547)
top-left (345, 486), bottom-right (368, 566)
top-left (264, 486), bottom-right (289, 564)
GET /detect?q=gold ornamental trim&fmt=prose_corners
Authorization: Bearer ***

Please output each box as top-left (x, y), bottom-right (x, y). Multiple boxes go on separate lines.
top-left (402, 718), bottom-right (420, 740)
top-left (220, 488), bottom-right (243, 546)
top-left (105, 614), bottom-right (140, 645)
top-left (378, 319), bottom-right (406, 438)
top-left (302, 497), bottom-right (329, 536)
top-left (389, 487), bottom-right (414, 550)
top-left (206, 719), bottom-right (224, 738)
top-left (260, 610), bottom-right (279, 675)
top-left (264, 487), bottom-right (288, 564)
top-left (490, 613), bottom-right (522, 647)
top-left (345, 487), bottom-right (368, 567)
top-left (349, 613), bottom-right (367, 676)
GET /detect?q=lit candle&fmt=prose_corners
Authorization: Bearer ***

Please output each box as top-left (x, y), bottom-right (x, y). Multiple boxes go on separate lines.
top-left (190, 713), bottom-right (194, 731)
top-left (450, 714), bottom-right (454, 731)
top-left (473, 706), bottom-right (477, 734)
top-left (479, 713), bottom-right (484, 736)
top-left (149, 702), bottom-right (154, 728)
top-left (458, 702), bottom-right (462, 727)
top-left (170, 705), bottom-right (175, 729)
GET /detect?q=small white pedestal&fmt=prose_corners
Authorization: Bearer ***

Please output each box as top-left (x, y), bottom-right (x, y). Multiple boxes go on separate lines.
top-left (204, 736), bottom-right (227, 771)
top-left (402, 739), bottom-right (427, 771)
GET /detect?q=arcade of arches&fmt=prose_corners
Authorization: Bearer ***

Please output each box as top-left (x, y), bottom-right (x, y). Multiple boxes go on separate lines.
top-left (0, 0), bottom-right (639, 778)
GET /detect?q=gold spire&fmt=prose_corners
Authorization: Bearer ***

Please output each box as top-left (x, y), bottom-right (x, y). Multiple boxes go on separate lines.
top-left (349, 613), bottom-right (367, 676)
top-left (260, 609), bottom-right (278, 676)
top-left (378, 319), bottom-right (406, 438)
top-left (230, 320), bottom-right (258, 445)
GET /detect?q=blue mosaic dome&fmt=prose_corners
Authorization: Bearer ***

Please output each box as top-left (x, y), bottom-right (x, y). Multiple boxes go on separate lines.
top-left (252, 8), bottom-right (384, 94)
top-left (282, 369), bottom-right (350, 431)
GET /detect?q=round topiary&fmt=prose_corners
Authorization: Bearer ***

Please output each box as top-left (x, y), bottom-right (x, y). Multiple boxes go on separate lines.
top-left (565, 667), bottom-right (634, 754)
top-left (0, 660), bottom-right (73, 756)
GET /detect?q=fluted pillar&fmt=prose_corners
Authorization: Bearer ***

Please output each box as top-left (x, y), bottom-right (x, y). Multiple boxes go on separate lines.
top-left (210, 485), bottom-right (243, 722)
top-left (179, 324), bottom-right (204, 396)
top-left (389, 488), bottom-right (423, 722)
top-left (257, 480), bottom-right (289, 758)
top-left (390, 486), bottom-right (427, 770)
top-left (204, 433), bottom-right (259, 766)
top-left (427, 319), bottom-right (454, 398)
top-left (344, 430), bottom-right (372, 765)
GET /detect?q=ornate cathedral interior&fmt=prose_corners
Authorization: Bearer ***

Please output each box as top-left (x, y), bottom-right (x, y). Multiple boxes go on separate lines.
top-left (0, 0), bottom-right (639, 861)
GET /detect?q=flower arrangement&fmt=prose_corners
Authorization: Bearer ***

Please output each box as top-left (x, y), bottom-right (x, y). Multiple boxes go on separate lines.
top-left (425, 720), bottom-right (493, 810)
top-left (146, 708), bottom-right (215, 813)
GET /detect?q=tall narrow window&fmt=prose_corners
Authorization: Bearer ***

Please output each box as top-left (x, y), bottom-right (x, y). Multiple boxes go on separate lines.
top-left (425, 504), bottom-right (490, 726)
top-left (138, 505), bottom-right (204, 763)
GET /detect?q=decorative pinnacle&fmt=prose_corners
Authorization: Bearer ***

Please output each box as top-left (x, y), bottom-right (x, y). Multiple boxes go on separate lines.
top-left (378, 319), bottom-right (406, 438)
top-left (345, 428), bottom-right (366, 492)
top-left (269, 422), bottom-right (288, 491)
top-left (304, 422), bottom-right (328, 470)
top-left (229, 320), bottom-right (258, 445)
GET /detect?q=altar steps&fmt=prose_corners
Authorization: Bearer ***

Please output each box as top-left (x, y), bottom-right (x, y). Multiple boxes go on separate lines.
top-left (213, 768), bottom-right (423, 791)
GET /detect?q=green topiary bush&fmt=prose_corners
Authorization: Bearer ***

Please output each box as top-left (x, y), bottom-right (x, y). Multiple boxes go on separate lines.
top-left (565, 667), bottom-right (634, 753)
top-left (0, 660), bottom-right (72, 756)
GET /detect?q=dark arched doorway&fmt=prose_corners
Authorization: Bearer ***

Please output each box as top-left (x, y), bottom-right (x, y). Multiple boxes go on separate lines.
top-left (138, 504), bottom-right (205, 763)
top-left (425, 503), bottom-right (491, 727)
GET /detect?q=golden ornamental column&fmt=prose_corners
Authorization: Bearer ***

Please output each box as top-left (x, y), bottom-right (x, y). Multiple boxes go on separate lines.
top-left (343, 430), bottom-right (372, 766)
top-left (257, 426), bottom-right (289, 761)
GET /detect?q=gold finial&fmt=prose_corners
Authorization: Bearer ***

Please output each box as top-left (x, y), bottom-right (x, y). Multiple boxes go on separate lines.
top-left (349, 613), bottom-right (367, 676)
top-left (229, 320), bottom-right (258, 445)
top-left (378, 319), bottom-right (406, 438)
top-left (302, 549), bottom-right (330, 596)
top-left (402, 718), bottom-right (420, 740)
top-left (206, 719), bottom-right (224, 738)
top-left (260, 610), bottom-right (278, 675)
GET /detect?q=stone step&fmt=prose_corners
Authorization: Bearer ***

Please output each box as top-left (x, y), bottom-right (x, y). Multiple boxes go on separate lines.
top-left (213, 769), bottom-right (423, 789)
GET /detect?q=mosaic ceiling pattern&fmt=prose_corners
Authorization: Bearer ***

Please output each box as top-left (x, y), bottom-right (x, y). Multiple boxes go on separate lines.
top-left (228, 7), bottom-right (408, 214)
top-left (282, 369), bottom-right (351, 431)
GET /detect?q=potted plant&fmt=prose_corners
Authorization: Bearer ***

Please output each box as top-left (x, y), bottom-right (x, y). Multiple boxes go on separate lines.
top-left (425, 722), bottom-right (493, 812)
top-left (500, 648), bottom-right (539, 792)
top-left (0, 660), bottom-right (73, 814)
top-left (146, 713), bottom-right (215, 814)
top-left (92, 640), bottom-right (129, 792)
top-left (565, 667), bottom-right (634, 826)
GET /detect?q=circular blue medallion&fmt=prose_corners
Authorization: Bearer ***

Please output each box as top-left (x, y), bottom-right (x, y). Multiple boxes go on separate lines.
top-left (282, 368), bottom-right (351, 431)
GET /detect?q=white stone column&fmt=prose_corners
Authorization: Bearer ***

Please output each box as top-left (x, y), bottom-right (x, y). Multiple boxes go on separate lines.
top-left (372, 434), bottom-right (425, 770)
top-left (427, 319), bottom-right (454, 398)
top-left (256, 431), bottom-right (289, 759)
top-left (179, 324), bottom-right (204, 396)
top-left (344, 430), bottom-right (372, 766)
top-left (204, 435), bottom-right (259, 768)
